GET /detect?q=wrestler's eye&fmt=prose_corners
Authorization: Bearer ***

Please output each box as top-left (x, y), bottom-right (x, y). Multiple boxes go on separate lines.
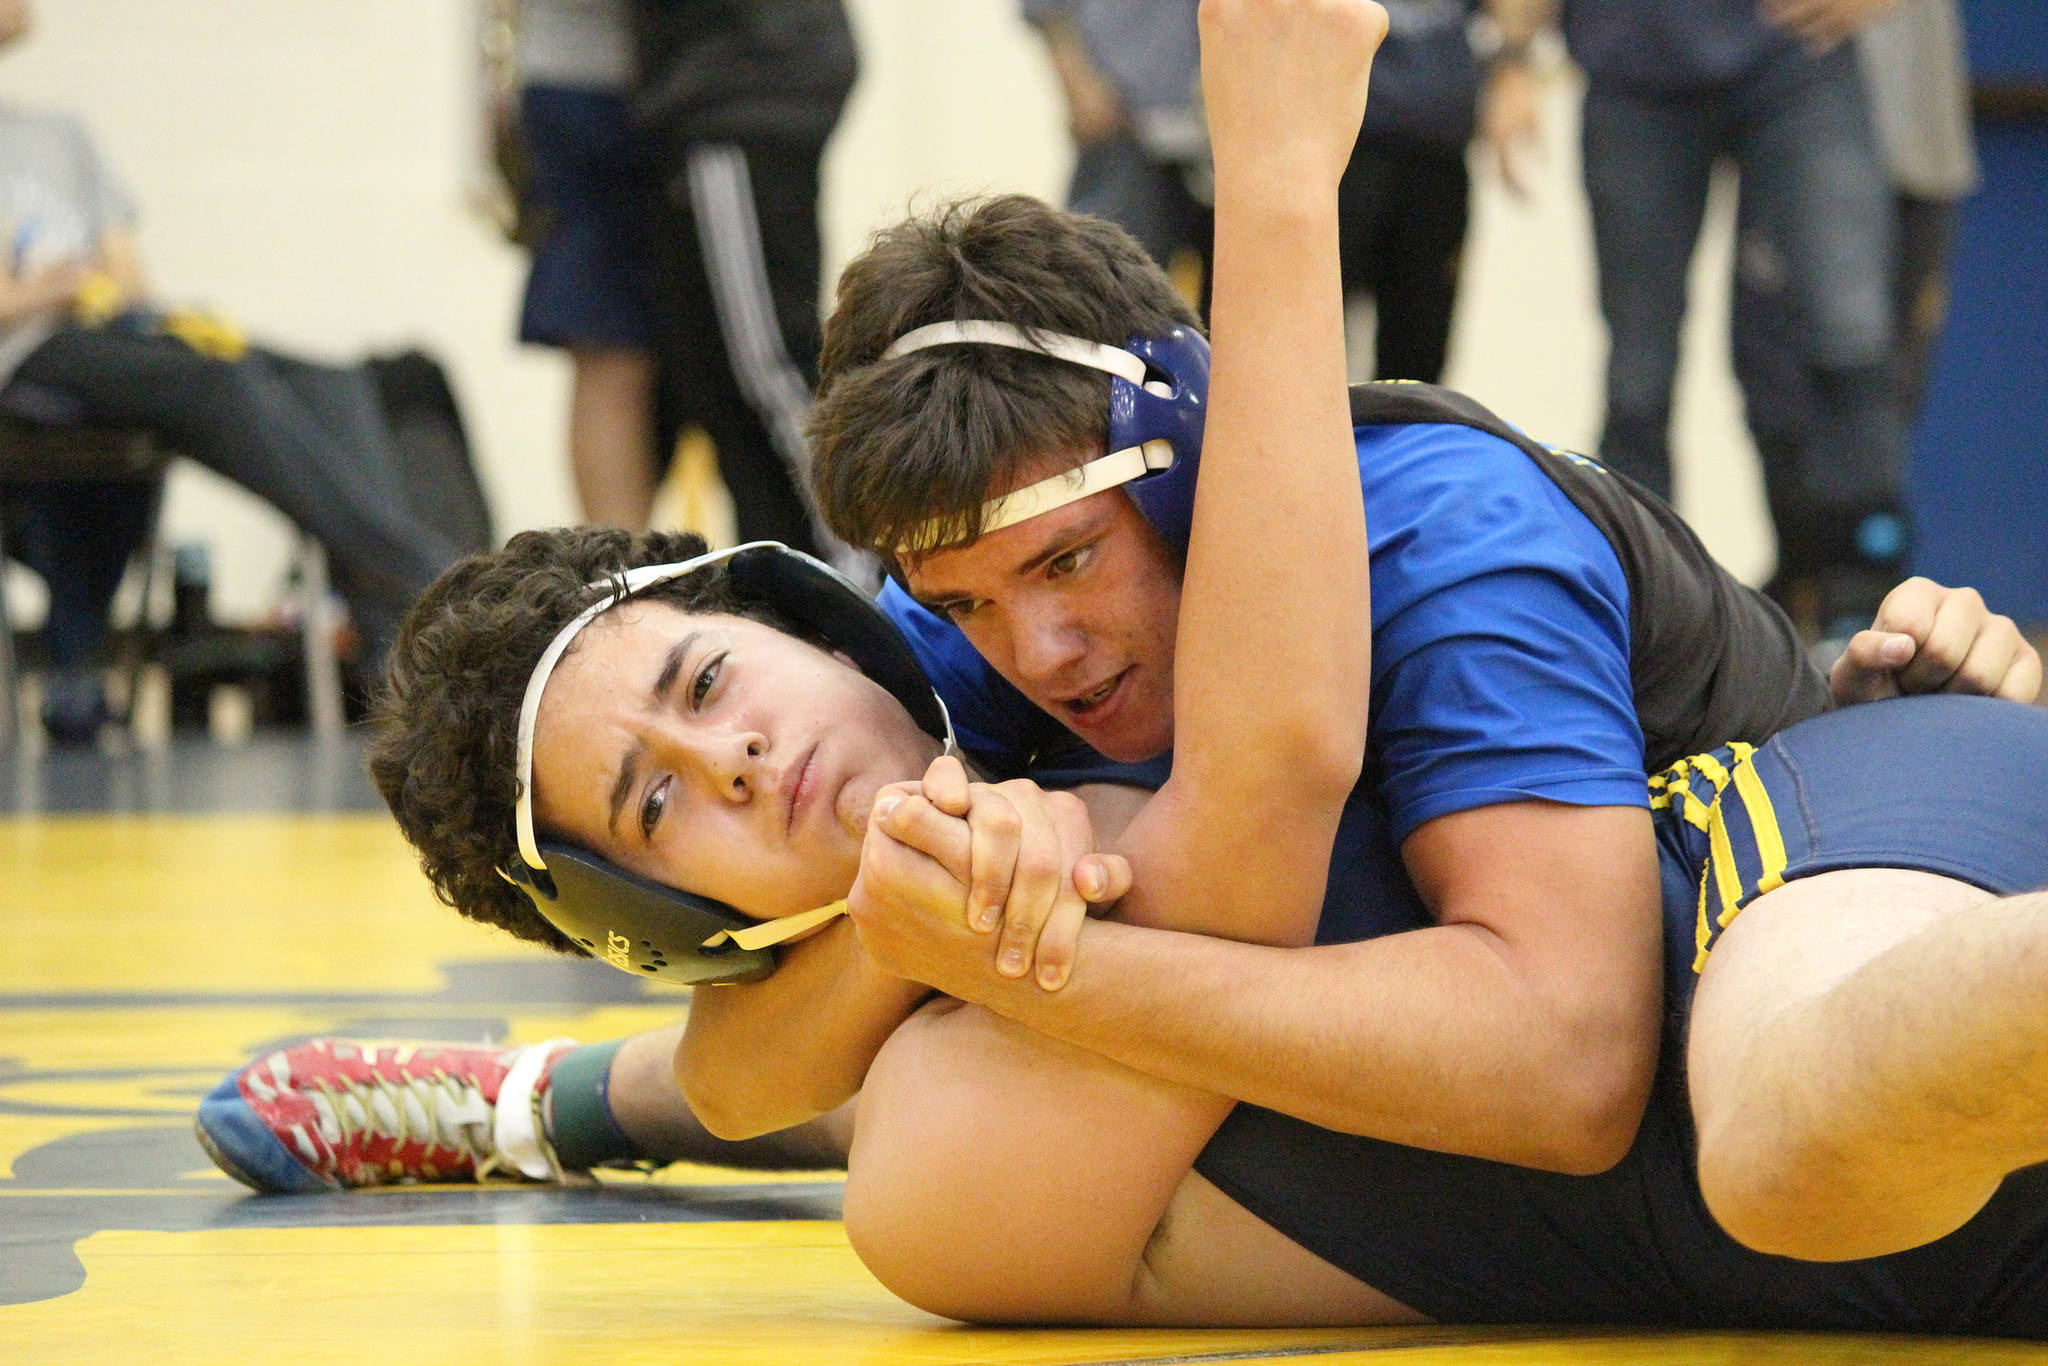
top-left (690, 652), bottom-right (725, 709)
top-left (1047, 545), bottom-right (1091, 579)
top-left (640, 776), bottom-right (669, 839)
top-left (936, 599), bottom-right (979, 623)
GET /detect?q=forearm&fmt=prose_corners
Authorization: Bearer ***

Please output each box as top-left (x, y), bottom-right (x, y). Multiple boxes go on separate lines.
top-left (1111, 5), bottom-right (1377, 950)
top-left (1186, 14), bottom-right (1370, 803)
top-left (958, 916), bottom-right (1656, 1172)
top-left (676, 921), bottom-right (929, 1138)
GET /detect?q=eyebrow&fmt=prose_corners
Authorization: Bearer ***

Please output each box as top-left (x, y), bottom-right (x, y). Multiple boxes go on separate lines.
top-left (605, 631), bottom-right (703, 839)
top-left (911, 511), bottom-right (1106, 610)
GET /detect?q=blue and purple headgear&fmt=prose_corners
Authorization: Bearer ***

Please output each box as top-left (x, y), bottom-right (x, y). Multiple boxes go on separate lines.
top-left (880, 321), bottom-right (1210, 555)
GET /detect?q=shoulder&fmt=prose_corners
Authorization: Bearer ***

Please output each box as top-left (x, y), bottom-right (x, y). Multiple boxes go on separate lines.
top-left (1356, 417), bottom-right (1625, 618)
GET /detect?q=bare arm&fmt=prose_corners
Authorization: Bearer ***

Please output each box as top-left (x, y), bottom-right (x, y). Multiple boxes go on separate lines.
top-left (1111, 0), bottom-right (1380, 950)
top-left (1030, 10), bottom-right (1131, 146)
top-left (675, 920), bottom-right (929, 1139)
top-left (1475, 0), bottom-right (1554, 196)
top-left (94, 226), bottom-right (149, 302)
top-left (0, 259), bottom-right (84, 328)
top-left (677, 780), bottom-right (1145, 1138)
top-left (873, 796), bottom-right (1661, 1172)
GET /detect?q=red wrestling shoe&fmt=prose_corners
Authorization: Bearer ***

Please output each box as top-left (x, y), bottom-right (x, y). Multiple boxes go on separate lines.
top-left (194, 1036), bottom-right (576, 1192)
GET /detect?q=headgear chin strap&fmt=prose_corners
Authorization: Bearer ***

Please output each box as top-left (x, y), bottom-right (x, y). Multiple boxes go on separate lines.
top-left (879, 321), bottom-right (1210, 554)
top-left (506, 541), bottom-right (956, 986)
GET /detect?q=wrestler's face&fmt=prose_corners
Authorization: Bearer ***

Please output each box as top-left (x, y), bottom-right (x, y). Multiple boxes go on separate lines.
top-left (529, 603), bottom-right (943, 920)
top-left (901, 461), bottom-right (1183, 762)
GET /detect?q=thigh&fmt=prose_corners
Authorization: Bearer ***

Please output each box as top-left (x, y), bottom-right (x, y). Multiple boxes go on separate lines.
top-left (1688, 866), bottom-right (1995, 1096)
top-left (844, 998), bottom-right (1403, 1326)
top-left (1679, 695), bottom-right (2048, 1105)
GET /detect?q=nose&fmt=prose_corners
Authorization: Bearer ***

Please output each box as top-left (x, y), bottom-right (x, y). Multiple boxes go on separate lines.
top-left (658, 722), bottom-right (767, 804)
top-left (1004, 597), bottom-right (1089, 690)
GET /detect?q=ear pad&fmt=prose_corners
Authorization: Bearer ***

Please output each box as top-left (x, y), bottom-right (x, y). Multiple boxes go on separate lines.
top-left (509, 840), bottom-right (776, 986)
top-left (1114, 326), bottom-right (1210, 557)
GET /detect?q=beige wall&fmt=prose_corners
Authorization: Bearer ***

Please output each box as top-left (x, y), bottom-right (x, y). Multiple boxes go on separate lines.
top-left (0, 0), bottom-right (1770, 623)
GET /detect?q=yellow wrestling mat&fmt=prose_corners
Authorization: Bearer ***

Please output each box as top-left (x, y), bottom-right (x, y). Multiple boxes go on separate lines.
top-left (2, 814), bottom-right (2042, 1365)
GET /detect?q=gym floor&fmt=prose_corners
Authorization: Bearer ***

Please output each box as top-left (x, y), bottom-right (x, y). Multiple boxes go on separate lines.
top-left (2, 732), bottom-right (2043, 1365)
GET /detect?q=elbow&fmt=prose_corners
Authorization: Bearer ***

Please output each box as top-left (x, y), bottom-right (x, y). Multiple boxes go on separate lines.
top-left (1266, 721), bottom-right (1366, 805)
top-left (1531, 1104), bottom-right (1640, 1176)
top-left (1519, 1039), bottom-right (1656, 1176)
top-left (674, 1043), bottom-right (786, 1143)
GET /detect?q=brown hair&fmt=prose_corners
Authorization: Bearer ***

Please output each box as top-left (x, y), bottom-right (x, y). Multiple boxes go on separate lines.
top-left (809, 194), bottom-right (1199, 555)
top-left (367, 527), bottom-right (817, 954)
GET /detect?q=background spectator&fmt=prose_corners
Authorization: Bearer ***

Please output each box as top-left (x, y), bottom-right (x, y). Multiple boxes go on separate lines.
top-left (502, 0), bottom-right (664, 531)
top-left (627, 0), bottom-right (864, 576)
top-left (1730, 0), bottom-right (1978, 636)
top-left (1498, 0), bottom-right (1907, 627)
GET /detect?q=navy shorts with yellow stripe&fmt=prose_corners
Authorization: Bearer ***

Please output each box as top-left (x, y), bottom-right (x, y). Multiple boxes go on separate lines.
top-left (1651, 694), bottom-right (2048, 994)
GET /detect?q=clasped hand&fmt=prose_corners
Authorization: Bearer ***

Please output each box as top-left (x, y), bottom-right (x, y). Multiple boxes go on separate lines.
top-left (846, 756), bottom-right (1131, 999)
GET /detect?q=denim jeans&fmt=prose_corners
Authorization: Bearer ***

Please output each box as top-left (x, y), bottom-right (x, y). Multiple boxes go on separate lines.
top-left (1732, 188), bottom-right (1956, 589)
top-left (1581, 45), bottom-right (1899, 528)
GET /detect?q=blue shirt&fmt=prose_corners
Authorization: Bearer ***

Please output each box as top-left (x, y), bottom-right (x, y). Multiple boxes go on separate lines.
top-left (879, 419), bottom-right (1644, 943)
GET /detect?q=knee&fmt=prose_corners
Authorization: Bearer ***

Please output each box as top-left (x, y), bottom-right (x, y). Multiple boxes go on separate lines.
top-left (1694, 1099), bottom-right (1865, 1260)
top-left (837, 1008), bottom-right (1009, 1322)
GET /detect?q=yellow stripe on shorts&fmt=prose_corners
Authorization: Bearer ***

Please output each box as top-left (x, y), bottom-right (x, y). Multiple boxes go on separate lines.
top-left (1727, 741), bottom-right (1789, 896)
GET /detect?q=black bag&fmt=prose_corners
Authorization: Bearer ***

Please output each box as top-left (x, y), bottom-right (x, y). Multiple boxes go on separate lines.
top-left (364, 349), bottom-right (493, 557)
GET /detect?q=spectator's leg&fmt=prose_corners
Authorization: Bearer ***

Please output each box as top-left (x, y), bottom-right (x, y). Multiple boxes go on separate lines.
top-left (1358, 139), bottom-right (1468, 385)
top-left (1736, 50), bottom-right (1901, 632)
top-left (13, 329), bottom-right (461, 666)
top-left (568, 347), bottom-right (658, 530)
top-left (1580, 82), bottom-right (1720, 503)
top-left (518, 85), bottom-right (662, 531)
top-left (1729, 182), bottom-right (1825, 614)
top-left (13, 478), bottom-right (156, 742)
top-left (651, 141), bottom-right (836, 560)
top-left (1890, 193), bottom-right (1959, 425)
top-left (1334, 138), bottom-right (1394, 379)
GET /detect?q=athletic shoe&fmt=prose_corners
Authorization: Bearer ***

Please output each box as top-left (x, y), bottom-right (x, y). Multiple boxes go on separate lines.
top-left (194, 1036), bottom-right (576, 1192)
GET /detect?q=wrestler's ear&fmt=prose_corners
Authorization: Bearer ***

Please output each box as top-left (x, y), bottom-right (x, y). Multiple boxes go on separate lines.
top-left (832, 648), bottom-right (862, 672)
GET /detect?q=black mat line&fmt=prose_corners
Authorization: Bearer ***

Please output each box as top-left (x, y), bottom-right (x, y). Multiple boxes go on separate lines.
top-left (0, 1122), bottom-right (846, 1308)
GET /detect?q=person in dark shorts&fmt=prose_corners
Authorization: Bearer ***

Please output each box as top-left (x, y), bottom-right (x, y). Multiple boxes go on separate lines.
top-left (509, 0), bottom-right (664, 530)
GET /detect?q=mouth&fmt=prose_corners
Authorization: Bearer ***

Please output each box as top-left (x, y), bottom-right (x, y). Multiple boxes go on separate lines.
top-left (783, 745), bottom-right (819, 836)
top-left (1059, 668), bottom-right (1130, 722)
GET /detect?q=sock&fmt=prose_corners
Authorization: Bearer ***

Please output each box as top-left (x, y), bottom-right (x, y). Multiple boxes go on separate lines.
top-left (540, 1040), bottom-right (641, 1171)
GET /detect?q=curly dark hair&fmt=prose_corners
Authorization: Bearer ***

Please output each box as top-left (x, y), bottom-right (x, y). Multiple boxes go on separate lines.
top-left (809, 194), bottom-right (1200, 556)
top-left (367, 527), bottom-right (816, 955)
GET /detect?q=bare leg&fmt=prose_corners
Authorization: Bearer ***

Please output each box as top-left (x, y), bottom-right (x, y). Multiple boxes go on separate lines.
top-left (596, 1025), bottom-right (851, 1169)
top-left (1689, 870), bottom-right (2048, 1260)
top-left (567, 347), bottom-right (657, 530)
top-left (844, 998), bottom-right (1413, 1325)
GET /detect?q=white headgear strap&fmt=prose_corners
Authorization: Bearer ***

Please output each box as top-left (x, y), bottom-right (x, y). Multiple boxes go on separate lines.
top-left (880, 321), bottom-right (1174, 552)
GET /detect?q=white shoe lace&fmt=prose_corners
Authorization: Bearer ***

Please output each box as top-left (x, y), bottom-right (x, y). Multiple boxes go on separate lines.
top-left (296, 1041), bottom-right (568, 1184)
